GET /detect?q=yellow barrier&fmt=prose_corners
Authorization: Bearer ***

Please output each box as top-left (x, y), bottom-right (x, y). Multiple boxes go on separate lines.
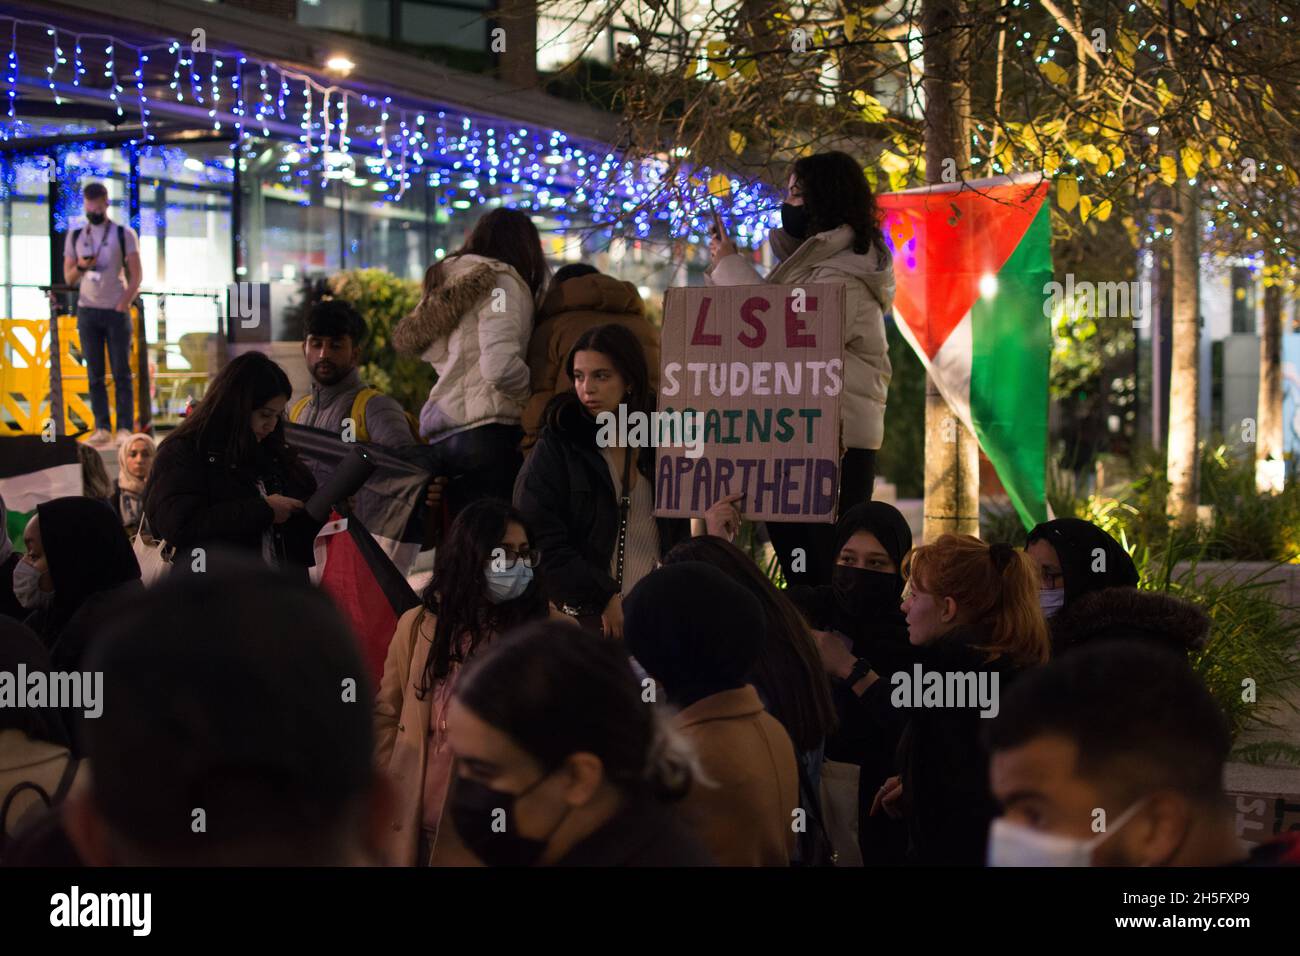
top-left (0, 309), bottom-right (143, 437)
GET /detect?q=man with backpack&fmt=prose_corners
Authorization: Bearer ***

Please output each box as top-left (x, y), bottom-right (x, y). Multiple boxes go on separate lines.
top-left (62, 181), bottom-right (142, 446)
top-left (290, 299), bottom-right (446, 559)
top-left (291, 299), bottom-right (421, 450)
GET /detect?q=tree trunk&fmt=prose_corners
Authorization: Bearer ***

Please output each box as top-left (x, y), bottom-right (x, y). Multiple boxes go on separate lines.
top-left (496, 0), bottom-right (538, 89)
top-left (1256, 256), bottom-right (1284, 492)
top-left (1166, 184), bottom-right (1200, 526)
top-left (921, 0), bottom-right (980, 541)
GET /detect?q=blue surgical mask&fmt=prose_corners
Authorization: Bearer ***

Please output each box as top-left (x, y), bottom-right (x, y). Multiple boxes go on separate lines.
top-left (486, 563), bottom-right (534, 604)
top-left (1039, 588), bottom-right (1066, 618)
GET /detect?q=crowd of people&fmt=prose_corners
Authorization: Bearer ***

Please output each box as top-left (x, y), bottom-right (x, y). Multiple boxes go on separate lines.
top-left (1, 156), bottom-right (1295, 868)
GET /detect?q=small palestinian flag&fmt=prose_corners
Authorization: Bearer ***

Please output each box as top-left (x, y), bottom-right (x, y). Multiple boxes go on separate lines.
top-left (1, 436), bottom-right (83, 547)
top-left (288, 423), bottom-right (426, 681)
top-left (878, 173), bottom-right (1053, 529)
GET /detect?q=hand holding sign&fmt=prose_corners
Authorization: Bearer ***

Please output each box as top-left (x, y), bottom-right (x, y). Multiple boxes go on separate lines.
top-left (708, 211), bottom-right (737, 267)
top-left (703, 492), bottom-right (744, 541)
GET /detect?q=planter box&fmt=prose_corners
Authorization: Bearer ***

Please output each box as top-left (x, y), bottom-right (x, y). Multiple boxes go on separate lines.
top-left (1171, 561), bottom-right (1300, 620)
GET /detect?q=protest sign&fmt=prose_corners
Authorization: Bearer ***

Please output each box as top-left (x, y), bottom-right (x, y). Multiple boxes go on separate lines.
top-left (654, 283), bottom-right (845, 523)
top-left (1226, 790), bottom-right (1300, 846)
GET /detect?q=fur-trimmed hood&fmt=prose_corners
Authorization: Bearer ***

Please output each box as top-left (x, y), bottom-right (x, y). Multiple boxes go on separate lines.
top-left (1051, 586), bottom-right (1211, 657)
top-left (393, 255), bottom-right (518, 356)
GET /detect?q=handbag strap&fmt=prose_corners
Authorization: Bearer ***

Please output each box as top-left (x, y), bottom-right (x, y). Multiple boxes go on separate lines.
top-left (614, 447), bottom-right (634, 592)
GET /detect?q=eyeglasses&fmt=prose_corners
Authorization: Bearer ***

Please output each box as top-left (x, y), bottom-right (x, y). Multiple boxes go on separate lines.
top-left (1040, 570), bottom-right (1065, 589)
top-left (490, 547), bottom-right (541, 571)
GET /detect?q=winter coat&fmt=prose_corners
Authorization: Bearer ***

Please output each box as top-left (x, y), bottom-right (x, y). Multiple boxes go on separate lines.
top-left (673, 684), bottom-right (800, 866)
top-left (374, 606), bottom-right (480, 867)
top-left (855, 624), bottom-right (1030, 865)
top-left (707, 224), bottom-right (895, 450)
top-left (393, 254), bottom-right (533, 444)
top-left (1050, 586), bottom-right (1211, 658)
top-left (512, 394), bottom-right (691, 614)
top-left (554, 795), bottom-right (715, 866)
top-left (143, 432), bottom-right (320, 575)
top-left (522, 274), bottom-right (660, 449)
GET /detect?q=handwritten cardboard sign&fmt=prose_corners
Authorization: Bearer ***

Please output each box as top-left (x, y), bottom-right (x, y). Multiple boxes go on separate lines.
top-left (654, 283), bottom-right (845, 523)
top-left (1226, 790), bottom-right (1300, 846)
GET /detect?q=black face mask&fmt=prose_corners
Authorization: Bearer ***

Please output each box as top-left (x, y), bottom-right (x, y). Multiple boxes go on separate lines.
top-left (87, 211), bottom-right (106, 226)
top-left (448, 770), bottom-right (569, 867)
top-left (831, 565), bottom-right (903, 619)
top-left (780, 202), bottom-right (810, 240)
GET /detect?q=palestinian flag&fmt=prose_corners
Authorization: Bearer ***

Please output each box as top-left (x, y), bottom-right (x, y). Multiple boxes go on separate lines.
top-left (288, 423), bottom-right (429, 557)
top-left (289, 423), bottom-right (427, 680)
top-left (1, 436), bottom-right (83, 547)
top-left (878, 173), bottom-right (1053, 529)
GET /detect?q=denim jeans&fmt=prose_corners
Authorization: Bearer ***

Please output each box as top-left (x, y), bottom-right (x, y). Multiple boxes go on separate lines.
top-left (396, 423), bottom-right (524, 524)
top-left (77, 306), bottom-right (134, 432)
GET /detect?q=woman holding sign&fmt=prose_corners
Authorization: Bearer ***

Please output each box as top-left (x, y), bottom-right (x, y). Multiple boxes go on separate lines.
top-left (514, 324), bottom-right (742, 639)
top-left (707, 150), bottom-right (895, 588)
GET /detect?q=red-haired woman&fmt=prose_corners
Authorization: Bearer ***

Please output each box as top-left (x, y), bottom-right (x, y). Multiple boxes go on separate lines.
top-left (814, 533), bottom-right (1049, 865)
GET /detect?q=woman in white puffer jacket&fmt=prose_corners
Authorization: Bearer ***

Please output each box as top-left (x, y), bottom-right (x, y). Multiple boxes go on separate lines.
top-left (394, 208), bottom-right (549, 522)
top-left (707, 150), bottom-right (896, 588)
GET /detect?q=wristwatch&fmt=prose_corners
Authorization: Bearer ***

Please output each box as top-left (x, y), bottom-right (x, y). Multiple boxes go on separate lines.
top-left (845, 657), bottom-right (872, 686)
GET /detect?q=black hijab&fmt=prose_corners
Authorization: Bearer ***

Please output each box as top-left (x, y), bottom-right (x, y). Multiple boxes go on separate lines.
top-left (34, 496), bottom-right (141, 639)
top-left (1026, 518), bottom-right (1138, 606)
top-left (0, 615), bottom-right (71, 748)
top-left (833, 501), bottom-right (914, 570)
top-left (789, 501), bottom-right (914, 643)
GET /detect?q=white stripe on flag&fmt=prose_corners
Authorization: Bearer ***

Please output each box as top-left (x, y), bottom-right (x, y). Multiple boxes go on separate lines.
top-left (893, 307), bottom-right (978, 439)
top-left (0, 463), bottom-right (83, 512)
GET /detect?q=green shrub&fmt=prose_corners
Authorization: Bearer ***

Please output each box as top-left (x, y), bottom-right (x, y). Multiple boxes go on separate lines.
top-left (320, 269), bottom-right (436, 416)
top-left (1138, 545), bottom-right (1300, 758)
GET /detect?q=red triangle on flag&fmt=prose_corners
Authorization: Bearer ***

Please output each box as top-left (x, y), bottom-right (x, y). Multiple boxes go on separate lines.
top-left (877, 179), bottom-right (1049, 359)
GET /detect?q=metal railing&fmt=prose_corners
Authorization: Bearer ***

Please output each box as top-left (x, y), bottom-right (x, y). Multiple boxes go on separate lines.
top-left (1, 284), bottom-right (224, 436)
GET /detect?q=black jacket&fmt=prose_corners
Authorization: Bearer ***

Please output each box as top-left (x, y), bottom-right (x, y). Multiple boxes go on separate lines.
top-left (1050, 585), bottom-right (1210, 658)
top-left (553, 795), bottom-right (715, 866)
top-left (144, 432), bottom-right (320, 574)
top-left (855, 625), bottom-right (1029, 866)
top-left (513, 395), bottom-right (690, 612)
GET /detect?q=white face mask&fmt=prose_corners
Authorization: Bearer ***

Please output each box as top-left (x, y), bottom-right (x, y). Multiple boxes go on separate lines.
top-left (1038, 588), bottom-right (1066, 618)
top-left (987, 800), bottom-right (1146, 867)
top-left (13, 558), bottom-right (53, 610)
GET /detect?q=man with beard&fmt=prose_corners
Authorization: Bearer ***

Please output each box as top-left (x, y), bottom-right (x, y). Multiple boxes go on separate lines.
top-left (291, 299), bottom-right (420, 449)
top-left (290, 300), bottom-right (445, 555)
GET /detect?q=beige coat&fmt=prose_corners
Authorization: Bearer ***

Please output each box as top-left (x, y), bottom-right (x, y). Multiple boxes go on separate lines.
top-left (708, 225), bottom-right (895, 450)
top-left (0, 729), bottom-right (87, 840)
top-left (674, 685), bottom-right (800, 866)
top-left (373, 606), bottom-right (480, 867)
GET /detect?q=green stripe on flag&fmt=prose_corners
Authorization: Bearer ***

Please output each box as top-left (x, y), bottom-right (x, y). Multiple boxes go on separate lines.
top-left (969, 202), bottom-right (1053, 529)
